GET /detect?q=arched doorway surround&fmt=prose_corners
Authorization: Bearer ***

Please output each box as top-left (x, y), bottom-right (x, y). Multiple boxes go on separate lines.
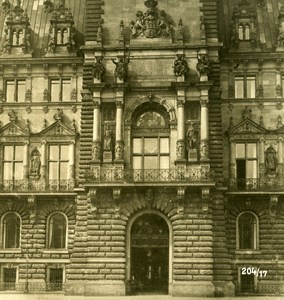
top-left (126, 210), bottom-right (173, 295)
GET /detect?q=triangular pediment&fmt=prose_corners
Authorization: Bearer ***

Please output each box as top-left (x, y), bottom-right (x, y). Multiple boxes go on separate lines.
top-left (230, 118), bottom-right (267, 134)
top-left (0, 122), bottom-right (29, 136)
top-left (40, 121), bottom-right (76, 136)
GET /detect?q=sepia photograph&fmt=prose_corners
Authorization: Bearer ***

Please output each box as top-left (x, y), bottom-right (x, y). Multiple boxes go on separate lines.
top-left (0, 0), bottom-right (283, 299)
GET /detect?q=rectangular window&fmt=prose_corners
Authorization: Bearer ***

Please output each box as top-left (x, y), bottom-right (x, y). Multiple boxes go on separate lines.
top-left (48, 145), bottom-right (69, 180)
top-left (240, 269), bottom-right (255, 293)
top-left (234, 76), bottom-right (256, 99)
top-left (236, 143), bottom-right (257, 190)
top-left (5, 79), bottom-right (26, 102)
top-left (3, 267), bottom-right (17, 290)
top-left (133, 137), bottom-right (170, 170)
top-left (48, 268), bottom-right (63, 291)
top-left (50, 78), bottom-right (72, 102)
top-left (3, 145), bottom-right (23, 181)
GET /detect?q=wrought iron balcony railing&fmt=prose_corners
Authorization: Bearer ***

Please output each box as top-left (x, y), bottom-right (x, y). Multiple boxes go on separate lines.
top-left (0, 179), bottom-right (75, 193)
top-left (85, 167), bottom-right (212, 183)
top-left (0, 282), bottom-right (64, 291)
top-left (228, 178), bottom-right (284, 191)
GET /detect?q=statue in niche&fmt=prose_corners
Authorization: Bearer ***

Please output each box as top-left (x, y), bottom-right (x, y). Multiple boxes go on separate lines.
top-left (93, 57), bottom-right (105, 81)
top-left (265, 146), bottom-right (277, 175)
top-left (30, 149), bottom-right (41, 177)
top-left (196, 53), bottom-right (209, 76)
top-left (173, 55), bottom-right (189, 77)
top-left (103, 125), bottom-right (113, 152)
top-left (186, 122), bottom-right (197, 150)
top-left (112, 56), bottom-right (130, 81)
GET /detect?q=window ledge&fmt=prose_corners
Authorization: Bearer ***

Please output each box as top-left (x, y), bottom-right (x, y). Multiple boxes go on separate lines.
top-left (42, 249), bottom-right (69, 254)
top-left (0, 249), bottom-right (22, 253)
top-left (235, 250), bottom-right (262, 255)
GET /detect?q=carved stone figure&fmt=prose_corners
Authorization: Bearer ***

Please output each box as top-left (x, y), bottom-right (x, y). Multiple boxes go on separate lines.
top-left (30, 149), bottom-right (41, 177)
top-left (103, 125), bottom-right (113, 152)
top-left (186, 122), bottom-right (197, 150)
top-left (54, 108), bottom-right (64, 121)
top-left (196, 54), bottom-right (209, 76)
top-left (115, 142), bottom-right (123, 160)
top-left (173, 55), bottom-right (189, 77)
top-left (130, 0), bottom-right (172, 39)
top-left (157, 10), bottom-right (171, 37)
top-left (93, 57), bottom-right (105, 81)
top-left (92, 142), bottom-right (100, 161)
top-left (277, 6), bottom-right (284, 47)
top-left (265, 146), bottom-right (277, 175)
top-left (8, 110), bottom-right (18, 122)
top-left (130, 11), bottom-right (145, 38)
top-left (112, 57), bottom-right (130, 81)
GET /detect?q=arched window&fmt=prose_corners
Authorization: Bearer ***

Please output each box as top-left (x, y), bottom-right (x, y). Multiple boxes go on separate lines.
top-left (237, 212), bottom-right (258, 250)
top-left (62, 29), bottom-right (68, 44)
top-left (2, 213), bottom-right (21, 249)
top-left (238, 25), bottom-right (244, 40)
top-left (132, 103), bottom-right (170, 172)
top-left (57, 29), bottom-right (62, 44)
top-left (244, 24), bottom-right (250, 40)
top-left (47, 213), bottom-right (67, 249)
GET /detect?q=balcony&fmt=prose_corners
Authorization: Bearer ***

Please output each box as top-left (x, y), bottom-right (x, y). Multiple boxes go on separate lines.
top-left (0, 180), bottom-right (75, 193)
top-left (228, 178), bottom-right (284, 191)
top-left (85, 166), bottom-right (212, 184)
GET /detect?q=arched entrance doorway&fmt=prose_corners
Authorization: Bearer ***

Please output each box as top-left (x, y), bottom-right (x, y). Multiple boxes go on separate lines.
top-left (129, 213), bottom-right (169, 295)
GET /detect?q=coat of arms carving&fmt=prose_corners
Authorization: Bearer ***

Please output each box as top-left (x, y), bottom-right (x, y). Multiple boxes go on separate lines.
top-left (130, 0), bottom-right (172, 39)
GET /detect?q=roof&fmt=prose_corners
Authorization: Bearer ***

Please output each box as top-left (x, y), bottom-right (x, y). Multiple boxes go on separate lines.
top-left (0, 0), bottom-right (86, 58)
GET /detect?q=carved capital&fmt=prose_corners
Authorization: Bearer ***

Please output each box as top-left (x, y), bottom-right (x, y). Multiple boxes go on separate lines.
top-left (200, 99), bottom-right (209, 107)
top-left (115, 101), bottom-right (124, 109)
top-left (93, 101), bottom-right (100, 109)
top-left (177, 99), bottom-right (185, 108)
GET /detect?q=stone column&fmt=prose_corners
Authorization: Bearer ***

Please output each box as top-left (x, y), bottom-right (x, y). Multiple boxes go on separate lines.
top-left (259, 137), bottom-right (265, 178)
top-left (229, 139), bottom-right (236, 179)
top-left (115, 101), bottom-right (124, 161)
top-left (200, 97), bottom-right (209, 161)
top-left (40, 140), bottom-right (46, 180)
top-left (69, 141), bottom-right (75, 181)
top-left (92, 100), bottom-right (101, 161)
top-left (23, 142), bottom-right (29, 179)
top-left (176, 99), bottom-right (185, 161)
top-left (278, 137), bottom-right (283, 177)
